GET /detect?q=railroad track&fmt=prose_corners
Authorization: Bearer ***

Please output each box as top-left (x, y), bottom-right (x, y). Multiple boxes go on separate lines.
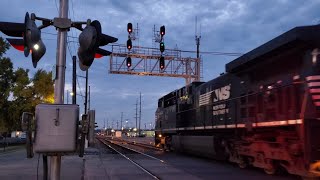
top-left (106, 137), bottom-right (163, 151)
top-left (97, 137), bottom-right (165, 180)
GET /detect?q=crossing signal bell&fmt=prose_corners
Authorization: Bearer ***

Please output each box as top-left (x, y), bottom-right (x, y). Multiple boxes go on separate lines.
top-left (160, 26), bottom-right (165, 37)
top-left (160, 56), bottom-right (165, 70)
top-left (0, 12), bottom-right (46, 68)
top-left (126, 57), bottom-right (132, 67)
top-left (127, 23), bottom-right (132, 34)
top-left (127, 39), bottom-right (132, 50)
top-left (78, 20), bottom-right (118, 71)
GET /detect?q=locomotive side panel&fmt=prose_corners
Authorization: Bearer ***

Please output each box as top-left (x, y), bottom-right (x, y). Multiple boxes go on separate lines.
top-left (155, 25), bottom-right (320, 177)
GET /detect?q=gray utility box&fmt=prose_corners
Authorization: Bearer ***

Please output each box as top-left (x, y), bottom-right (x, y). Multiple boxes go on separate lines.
top-left (34, 104), bottom-right (79, 153)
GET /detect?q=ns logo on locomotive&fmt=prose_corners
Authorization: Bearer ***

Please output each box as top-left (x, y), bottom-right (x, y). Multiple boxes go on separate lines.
top-left (155, 24), bottom-right (320, 178)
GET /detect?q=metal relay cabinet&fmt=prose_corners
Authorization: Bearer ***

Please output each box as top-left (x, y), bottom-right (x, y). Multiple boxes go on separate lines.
top-left (34, 104), bottom-right (79, 153)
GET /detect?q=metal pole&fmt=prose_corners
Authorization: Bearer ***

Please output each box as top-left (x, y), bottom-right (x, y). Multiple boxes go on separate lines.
top-left (139, 92), bottom-right (141, 136)
top-left (51, 0), bottom-right (68, 179)
top-left (120, 112), bottom-right (123, 129)
top-left (196, 37), bottom-right (200, 82)
top-left (72, 56), bottom-right (76, 104)
top-left (135, 99), bottom-right (138, 129)
top-left (88, 85), bottom-right (90, 111)
top-left (116, 120), bottom-right (119, 130)
top-left (67, 90), bottom-right (69, 104)
top-left (84, 70), bottom-right (88, 114)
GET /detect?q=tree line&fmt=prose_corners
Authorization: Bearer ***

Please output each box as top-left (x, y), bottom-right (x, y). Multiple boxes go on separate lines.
top-left (0, 37), bottom-right (54, 134)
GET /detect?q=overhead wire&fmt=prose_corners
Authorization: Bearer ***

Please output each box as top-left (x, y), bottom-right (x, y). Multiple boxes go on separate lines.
top-left (64, 0), bottom-right (86, 102)
top-left (42, 34), bottom-right (243, 57)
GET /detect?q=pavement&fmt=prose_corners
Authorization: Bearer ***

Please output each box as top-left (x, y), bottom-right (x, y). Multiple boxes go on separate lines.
top-left (0, 141), bottom-right (158, 180)
top-left (0, 137), bottom-right (299, 180)
top-left (0, 147), bottom-right (83, 180)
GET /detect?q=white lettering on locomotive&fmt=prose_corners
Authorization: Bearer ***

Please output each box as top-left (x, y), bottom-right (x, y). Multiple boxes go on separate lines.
top-left (211, 84), bottom-right (231, 115)
top-left (213, 84), bottom-right (231, 102)
top-left (199, 84), bottom-right (231, 107)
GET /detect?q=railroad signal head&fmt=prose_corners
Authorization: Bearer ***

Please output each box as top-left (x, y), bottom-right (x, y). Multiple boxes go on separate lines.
top-left (160, 25), bottom-right (165, 37)
top-left (160, 42), bottom-right (165, 53)
top-left (78, 20), bottom-right (118, 71)
top-left (160, 56), bottom-right (165, 70)
top-left (127, 23), bottom-right (133, 34)
top-left (127, 39), bottom-right (132, 50)
top-left (0, 12), bottom-right (46, 68)
top-left (126, 57), bottom-right (132, 67)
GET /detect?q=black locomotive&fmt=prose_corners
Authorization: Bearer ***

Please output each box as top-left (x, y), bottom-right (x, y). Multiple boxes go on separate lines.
top-left (155, 24), bottom-right (320, 178)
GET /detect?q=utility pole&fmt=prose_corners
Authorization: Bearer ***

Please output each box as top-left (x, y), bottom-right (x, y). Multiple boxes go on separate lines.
top-left (84, 70), bottom-right (88, 114)
top-left (135, 99), bottom-right (138, 129)
top-left (72, 56), bottom-right (76, 104)
top-left (52, 0), bottom-right (68, 179)
top-left (139, 92), bottom-right (142, 136)
top-left (66, 90), bottom-right (69, 104)
top-left (116, 120), bottom-right (119, 130)
top-left (120, 112), bottom-right (123, 130)
top-left (195, 16), bottom-right (201, 82)
top-left (106, 118), bottom-right (109, 135)
top-left (125, 119), bottom-right (129, 128)
top-left (88, 85), bottom-right (91, 111)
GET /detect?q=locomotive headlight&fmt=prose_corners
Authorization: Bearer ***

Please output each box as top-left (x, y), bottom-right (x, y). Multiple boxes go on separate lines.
top-left (158, 134), bottom-right (162, 138)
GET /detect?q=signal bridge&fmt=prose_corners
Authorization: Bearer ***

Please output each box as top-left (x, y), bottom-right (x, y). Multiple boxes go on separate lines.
top-left (109, 44), bottom-right (202, 84)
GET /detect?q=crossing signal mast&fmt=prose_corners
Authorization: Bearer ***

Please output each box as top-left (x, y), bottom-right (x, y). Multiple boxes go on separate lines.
top-left (0, 3), bottom-right (118, 179)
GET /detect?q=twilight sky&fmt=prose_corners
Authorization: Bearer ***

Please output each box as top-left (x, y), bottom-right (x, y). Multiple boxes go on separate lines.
top-left (0, 0), bottom-right (319, 130)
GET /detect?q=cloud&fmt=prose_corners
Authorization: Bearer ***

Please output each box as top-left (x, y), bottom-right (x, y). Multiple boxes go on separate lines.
top-left (1, 0), bottom-right (320, 128)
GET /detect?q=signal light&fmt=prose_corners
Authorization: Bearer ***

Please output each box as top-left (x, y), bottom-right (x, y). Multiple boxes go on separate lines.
top-left (0, 12), bottom-right (46, 68)
top-left (126, 57), bottom-right (132, 67)
top-left (160, 56), bottom-right (165, 70)
top-left (78, 20), bottom-right (118, 71)
top-left (160, 42), bottom-right (165, 53)
top-left (160, 25), bottom-right (165, 37)
top-left (127, 39), bottom-right (132, 50)
top-left (127, 23), bottom-right (132, 34)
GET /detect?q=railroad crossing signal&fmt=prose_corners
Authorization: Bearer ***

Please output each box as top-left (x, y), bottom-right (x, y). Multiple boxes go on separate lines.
top-left (126, 57), bottom-right (132, 67)
top-left (127, 23), bottom-right (132, 34)
top-left (78, 20), bottom-right (118, 71)
top-left (0, 12), bottom-right (46, 68)
top-left (160, 56), bottom-right (165, 70)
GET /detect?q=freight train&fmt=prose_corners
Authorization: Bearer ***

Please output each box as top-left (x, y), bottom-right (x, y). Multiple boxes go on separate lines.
top-left (155, 25), bottom-right (320, 178)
